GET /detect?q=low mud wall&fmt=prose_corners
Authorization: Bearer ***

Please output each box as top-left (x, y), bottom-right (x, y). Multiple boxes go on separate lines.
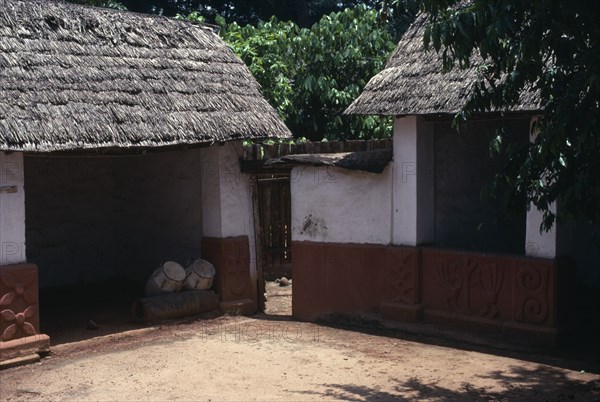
top-left (292, 242), bottom-right (574, 346)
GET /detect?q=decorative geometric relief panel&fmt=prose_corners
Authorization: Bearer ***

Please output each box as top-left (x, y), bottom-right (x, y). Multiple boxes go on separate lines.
top-left (0, 264), bottom-right (39, 341)
top-left (513, 260), bottom-right (553, 326)
top-left (385, 246), bottom-right (420, 305)
top-left (466, 262), bottom-right (504, 319)
top-left (426, 250), bottom-right (507, 320)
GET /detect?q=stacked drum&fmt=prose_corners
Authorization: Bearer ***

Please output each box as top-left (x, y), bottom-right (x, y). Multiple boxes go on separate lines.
top-left (144, 259), bottom-right (215, 297)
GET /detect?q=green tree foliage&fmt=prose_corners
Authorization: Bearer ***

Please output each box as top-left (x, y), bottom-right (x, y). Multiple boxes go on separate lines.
top-left (417, 1), bottom-right (600, 231)
top-left (378, 0), bottom-right (419, 39)
top-left (68, 0), bottom-right (415, 139)
top-left (212, 6), bottom-right (397, 140)
top-left (94, 0), bottom-right (383, 26)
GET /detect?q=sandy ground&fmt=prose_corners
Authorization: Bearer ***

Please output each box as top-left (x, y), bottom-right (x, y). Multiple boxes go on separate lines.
top-left (264, 280), bottom-right (293, 316)
top-left (1, 281), bottom-right (599, 401)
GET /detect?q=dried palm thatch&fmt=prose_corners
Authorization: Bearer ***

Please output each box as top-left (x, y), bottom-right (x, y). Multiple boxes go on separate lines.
top-left (345, 15), bottom-right (539, 117)
top-left (0, 0), bottom-right (291, 152)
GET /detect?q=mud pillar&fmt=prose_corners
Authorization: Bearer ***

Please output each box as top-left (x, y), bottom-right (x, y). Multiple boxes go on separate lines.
top-left (520, 117), bottom-right (575, 345)
top-left (1, 151), bottom-right (26, 265)
top-left (0, 152), bottom-right (49, 365)
top-left (200, 143), bottom-right (257, 314)
top-left (525, 117), bottom-right (573, 258)
top-left (391, 116), bottom-right (435, 246)
top-left (384, 116), bottom-right (434, 322)
top-left (525, 204), bottom-right (574, 258)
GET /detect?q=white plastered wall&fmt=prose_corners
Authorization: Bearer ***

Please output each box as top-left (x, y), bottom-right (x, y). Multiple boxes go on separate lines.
top-left (200, 142), bottom-right (257, 277)
top-left (0, 151), bottom-right (26, 265)
top-left (291, 164), bottom-right (393, 244)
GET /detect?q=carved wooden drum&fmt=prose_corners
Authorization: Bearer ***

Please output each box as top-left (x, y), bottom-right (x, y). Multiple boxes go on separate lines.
top-left (183, 259), bottom-right (215, 290)
top-left (145, 261), bottom-right (186, 297)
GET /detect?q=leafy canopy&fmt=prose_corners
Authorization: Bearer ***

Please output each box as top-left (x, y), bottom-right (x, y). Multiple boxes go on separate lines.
top-left (70, 0), bottom-right (386, 27)
top-left (76, 0), bottom-right (410, 140)
top-left (417, 0), bottom-right (600, 231)
top-left (208, 5), bottom-right (400, 140)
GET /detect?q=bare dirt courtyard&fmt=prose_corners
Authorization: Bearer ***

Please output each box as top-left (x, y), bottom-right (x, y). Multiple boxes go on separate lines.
top-left (0, 282), bottom-right (599, 401)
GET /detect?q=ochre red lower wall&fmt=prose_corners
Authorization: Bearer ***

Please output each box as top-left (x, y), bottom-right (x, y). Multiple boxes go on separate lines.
top-left (292, 241), bottom-right (575, 345)
top-left (292, 242), bottom-right (389, 320)
top-left (0, 263), bottom-right (50, 362)
top-left (202, 236), bottom-right (257, 314)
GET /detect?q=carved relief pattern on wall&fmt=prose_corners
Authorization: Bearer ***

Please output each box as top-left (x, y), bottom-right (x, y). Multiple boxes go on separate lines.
top-left (433, 254), bottom-right (504, 319)
top-left (0, 306), bottom-right (36, 341)
top-left (386, 248), bottom-right (419, 305)
top-left (435, 257), bottom-right (469, 314)
top-left (0, 267), bottom-right (39, 342)
top-left (514, 263), bottom-right (550, 325)
top-left (468, 262), bottom-right (504, 319)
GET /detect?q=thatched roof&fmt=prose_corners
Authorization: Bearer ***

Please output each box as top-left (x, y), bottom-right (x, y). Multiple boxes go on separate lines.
top-left (345, 15), bottom-right (539, 117)
top-left (0, 0), bottom-right (291, 153)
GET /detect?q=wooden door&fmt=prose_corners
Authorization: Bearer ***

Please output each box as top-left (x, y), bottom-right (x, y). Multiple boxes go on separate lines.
top-left (251, 174), bottom-right (292, 311)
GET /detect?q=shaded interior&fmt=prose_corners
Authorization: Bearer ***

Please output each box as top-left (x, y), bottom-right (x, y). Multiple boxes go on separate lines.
top-left (24, 149), bottom-right (204, 343)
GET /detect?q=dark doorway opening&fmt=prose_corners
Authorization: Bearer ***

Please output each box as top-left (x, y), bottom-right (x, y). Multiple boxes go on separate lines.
top-left (39, 280), bottom-right (144, 345)
top-left (251, 174), bottom-right (292, 315)
top-left (24, 150), bottom-right (204, 344)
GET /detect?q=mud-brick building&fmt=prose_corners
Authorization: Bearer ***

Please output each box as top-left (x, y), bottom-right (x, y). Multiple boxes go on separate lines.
top-left (0, 0), bottom-right (290, 362)
top-left (291, 14), bottom-right (600, 345)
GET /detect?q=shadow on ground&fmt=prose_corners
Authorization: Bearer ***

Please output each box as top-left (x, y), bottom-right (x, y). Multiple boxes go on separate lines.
top-left (296, 365), bottom-right (600, 401)
top-left (309, 285), bottom-right (600, 376)
top-left (312, 312), bottom-right (600, 376)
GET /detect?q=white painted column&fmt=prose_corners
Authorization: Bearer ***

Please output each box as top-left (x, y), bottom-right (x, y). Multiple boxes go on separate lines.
top-left (200, 142), bottom-right (257, 266)
top-left (391, 116), bottom-right (435, 246)
top-left (525, 117), bottom-right (572, 258)
top-left (0, 151), bottom-right (26, 265)
top-left (200, 145), bottom-right (224, 238)
top-left (525, 205), bottom-right (567, 258)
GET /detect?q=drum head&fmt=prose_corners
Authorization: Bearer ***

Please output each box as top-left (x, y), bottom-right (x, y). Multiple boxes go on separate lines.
top-left (163, 261), bottom-right (186, 281)
top-left (192, 259), bottom-right (216, 278)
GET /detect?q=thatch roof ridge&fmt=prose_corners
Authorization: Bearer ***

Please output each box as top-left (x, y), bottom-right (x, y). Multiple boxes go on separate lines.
top-left (345, 14), bottom-right (538, 117)
top-left (0, 0), bottom-right (291, 152)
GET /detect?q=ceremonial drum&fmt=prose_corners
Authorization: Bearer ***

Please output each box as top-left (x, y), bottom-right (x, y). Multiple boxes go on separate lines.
top-left (183, 259), bottom-right (216, 290)
top-left (145, 261), bottom-right (186, 297)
